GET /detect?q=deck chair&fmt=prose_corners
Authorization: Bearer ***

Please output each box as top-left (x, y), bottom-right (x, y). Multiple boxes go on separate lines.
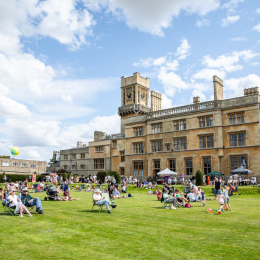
top-left (2, 199), bottom-right (17, 216)
top-left (102, 193), bottom-right (116, 211)
top-left (92, 192), bottom-right (116, 212)
top-left (17, 193), bottom-right (37, 214)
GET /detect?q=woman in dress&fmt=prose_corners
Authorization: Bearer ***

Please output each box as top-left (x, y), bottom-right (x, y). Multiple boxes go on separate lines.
top-left (8, 190), bottom-right (32, 217)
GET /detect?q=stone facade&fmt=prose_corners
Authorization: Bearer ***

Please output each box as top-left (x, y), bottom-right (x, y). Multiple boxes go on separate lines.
top-left (0, 156), bottom-right (46, 175)
top-left (53, 72), bottom-right (260, 179)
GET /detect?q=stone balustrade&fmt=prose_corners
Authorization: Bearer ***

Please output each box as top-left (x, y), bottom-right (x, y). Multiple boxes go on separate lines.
top-left (147, 100), bottom-right (222, 119)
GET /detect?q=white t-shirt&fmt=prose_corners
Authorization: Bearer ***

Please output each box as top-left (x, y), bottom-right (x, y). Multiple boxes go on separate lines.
top-left (8, 194), bottom-right (18, 206)
top-left (187, 193), bottom-right (195, 202)
top-left (93, 193), bottom-right (101, 200)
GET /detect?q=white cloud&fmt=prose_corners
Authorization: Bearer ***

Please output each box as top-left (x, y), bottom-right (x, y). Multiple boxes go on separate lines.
top-left (108, 0), bottom-right (220, 36)
top-left (189, 89), bottom-right (207, 103)
top-left (158, 69), bottom-right (189, 97)
top-left (222, 0), bottom-right (244, 9)
top-left (175, 38), bottom-right (191, 60)
top-left (193, 68), bottom-right (226, 81)
top-left (231, 37), bottom-right (247, 41)
top-left (0, 112), bottom-right (121, 160)
top-left (251, 62), bottom-right (260, 66)
top-left (256, 8), bottom-right (260, 14)
top-left (161, 94), bottom-right (172, 109)
top-left (201, 50), bottom-right (258, 73)
top-left (0, 96), bottom-right (32, 118)
top-left (253, 22), bottom-right (260, 32)
top-left (195, 19), bottom-right (210, 27)
top-left (0, 0), bottom-right (96, 54)
top-left (221, 15), bottom-right (240, 27)
top-left (62, 94), bottom-right (73, 103)
top-left (225, 74), bottom-right (260, 97)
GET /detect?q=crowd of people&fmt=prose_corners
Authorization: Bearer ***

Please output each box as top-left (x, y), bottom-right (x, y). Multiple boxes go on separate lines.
top-left (0, 172), bottom-right (242, 217)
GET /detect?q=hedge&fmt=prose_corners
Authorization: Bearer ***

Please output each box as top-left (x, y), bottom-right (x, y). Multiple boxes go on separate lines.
top-left (0, 174), bottom-right (32, 182)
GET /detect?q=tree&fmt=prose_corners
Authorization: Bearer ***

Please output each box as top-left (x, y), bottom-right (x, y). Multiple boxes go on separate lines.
top-left (48, 158), bottom-right (53, 167)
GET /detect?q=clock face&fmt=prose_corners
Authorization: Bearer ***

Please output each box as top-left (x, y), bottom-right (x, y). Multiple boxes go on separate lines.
top-left (140, 93), bottom-right (145, 100)
top-left (127, 92), bottom-right (132, 99)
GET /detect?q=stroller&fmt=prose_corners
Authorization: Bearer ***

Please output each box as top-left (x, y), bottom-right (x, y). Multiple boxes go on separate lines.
top-left (44, 185), bottom-right (60, 201)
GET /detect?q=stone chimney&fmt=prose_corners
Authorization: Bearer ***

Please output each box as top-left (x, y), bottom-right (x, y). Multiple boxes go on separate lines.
top-left (213, 75), bottom-right (224, 100)
top-left (83, 144), bottom-right (87, 147)
top-left (151, 91), bottom-right (162, 111)
top-left (77, 141), bottom-right (82, 147)
top-left (244, 87), bottom-right (259, 96)
top-left (193, 96), bottom-right (200, 104)
top-left (94, 131), bottom-right (106, 142)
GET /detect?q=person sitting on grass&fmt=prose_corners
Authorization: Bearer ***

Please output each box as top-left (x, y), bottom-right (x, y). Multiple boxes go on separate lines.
top-left (156, 189), bottom-right (162, 201)
top-left (19, 188), bottom-right (44, 214)
top-left (63, 189), bottom-right (81, 201)
top-left (147, 189), bottom-right (152, 195)
top-left (173, 189), bottom-right (188, 208)
top-left (163, 189), bottom-right (177, 209)
top-left (0, 188), bottom-right (4, 200)
top-left (223, 186), bottom-right (232, 211)
top-left (112, 188), bottom-right (120, 198)
top-left (215, 189), bottom-right (226, 212)
top-left (93, 189), bottom-right (116, 214)
top-left (8, 190), bottom-right (32, 217)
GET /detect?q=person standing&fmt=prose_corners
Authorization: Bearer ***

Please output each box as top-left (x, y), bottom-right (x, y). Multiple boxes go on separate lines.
top-left (180, 172), bottom-right (185, 185)
top-left (214, 177), bottom-right (221, 198)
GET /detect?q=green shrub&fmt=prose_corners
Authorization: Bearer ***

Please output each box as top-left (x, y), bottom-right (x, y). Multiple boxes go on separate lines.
top-left (59, 172), bottom-right (69, 180)
top-left (195, 170), bottom-right (203, 186)
top-left (97, 171), bottom-right (106, 182)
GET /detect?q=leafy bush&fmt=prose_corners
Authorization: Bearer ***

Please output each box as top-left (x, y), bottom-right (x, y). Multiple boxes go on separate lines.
top-left (195, 170), bottom-right (203, 186)
top-left (106, 171), bottom-right (120, 183)
top-left (97, 171), bottom-right (106, 182)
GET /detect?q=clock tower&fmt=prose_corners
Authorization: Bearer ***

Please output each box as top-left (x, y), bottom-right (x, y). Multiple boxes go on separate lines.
top-left (118, 72), bottom-right (150, 134)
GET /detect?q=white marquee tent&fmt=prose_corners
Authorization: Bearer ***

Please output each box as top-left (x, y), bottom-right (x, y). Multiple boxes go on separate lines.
top-left (157, 168), bottom-right (178, 176)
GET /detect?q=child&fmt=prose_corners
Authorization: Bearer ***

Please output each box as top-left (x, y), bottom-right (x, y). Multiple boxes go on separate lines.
top-left (223, 186), bottom-right (232, 211)
top-left (147, 189), bottom-right (152, 195)
top-left (63, 189), bottom-right (81, 201)
top-left (215, 189), bottom-right (226, 212)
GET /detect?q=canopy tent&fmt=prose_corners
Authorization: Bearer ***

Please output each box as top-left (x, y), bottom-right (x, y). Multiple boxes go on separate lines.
top-left (41, 171), bottom-right (57, 176)
top-left (230, 166), bottom-right (253, 174)
top-left (206, 171), bottom-right (224, 176)
top-left (157, 168), bottom-right (178, 176)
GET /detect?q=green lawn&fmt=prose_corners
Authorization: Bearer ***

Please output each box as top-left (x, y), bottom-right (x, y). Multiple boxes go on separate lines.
top-left (0, 184), bottom-right (260, 260)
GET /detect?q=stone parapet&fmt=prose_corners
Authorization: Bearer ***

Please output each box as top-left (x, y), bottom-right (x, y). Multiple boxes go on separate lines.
top-left (118, 104), bottom-right (151, 116)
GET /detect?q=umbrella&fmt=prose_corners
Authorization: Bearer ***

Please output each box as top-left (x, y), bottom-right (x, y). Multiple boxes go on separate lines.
top-left (230, 166), bottom-right (252, 174)
top-left (206, 171), bottom-right (224, 176)
top-left (157, 168), bottom-right (178, 176)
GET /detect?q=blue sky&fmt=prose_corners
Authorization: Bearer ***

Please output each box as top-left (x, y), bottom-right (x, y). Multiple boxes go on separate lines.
top-left (0, 0), bottom-right (260, 162)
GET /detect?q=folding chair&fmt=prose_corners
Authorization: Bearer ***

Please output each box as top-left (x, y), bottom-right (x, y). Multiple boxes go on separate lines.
top-left (102, 193), bottom-right (116, 211)
top-left (92, 193), bottom-right (104, 213)
top-left (2, 199), bottom-right (17, 216)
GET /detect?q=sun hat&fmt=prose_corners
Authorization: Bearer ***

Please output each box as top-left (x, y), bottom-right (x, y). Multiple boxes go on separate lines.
top-left (217, 189), bottom-right (222, 195)
top-left (22, 188), bottom-right (29, 192)
top-left (94, 189), bottom-right (101, 193)
top-left (8, 189), bottom-right (15, 195)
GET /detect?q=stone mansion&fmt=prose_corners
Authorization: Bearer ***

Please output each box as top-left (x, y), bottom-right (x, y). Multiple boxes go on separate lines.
top-left (50, 72), bottom-right (260, 179)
